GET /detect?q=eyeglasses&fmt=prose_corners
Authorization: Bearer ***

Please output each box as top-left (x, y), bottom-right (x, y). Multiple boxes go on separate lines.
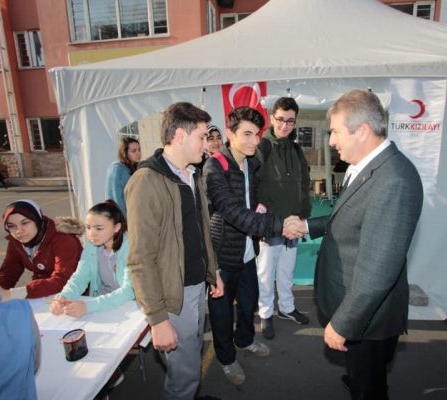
top-left (273, 116), bottom-right (296, 126)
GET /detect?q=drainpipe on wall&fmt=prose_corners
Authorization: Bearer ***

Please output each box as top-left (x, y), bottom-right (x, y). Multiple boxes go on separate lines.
top-left (0, 2), bottom-right (24, 177)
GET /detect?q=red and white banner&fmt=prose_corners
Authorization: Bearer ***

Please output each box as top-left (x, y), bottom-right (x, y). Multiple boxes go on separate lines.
top-left (388, 78), bottom-right (446, 203)
top-left (221, 82), bottom-right (268, 132)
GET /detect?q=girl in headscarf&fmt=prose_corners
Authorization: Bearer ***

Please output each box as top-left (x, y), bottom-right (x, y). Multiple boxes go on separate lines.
top-left (0, 199), bottom-right (83, 300)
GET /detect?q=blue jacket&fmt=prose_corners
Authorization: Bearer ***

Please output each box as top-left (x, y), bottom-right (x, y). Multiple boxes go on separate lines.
top-left (0, 299), bottom-right (38, 400)
top-left (58, 237), bottom-right (134, 313)
top-left (105, 161), bottom-right (131, 214)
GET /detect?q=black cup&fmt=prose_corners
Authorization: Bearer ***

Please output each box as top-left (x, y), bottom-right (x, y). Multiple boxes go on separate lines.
top-left (62, 329), bottom-right (88, 362)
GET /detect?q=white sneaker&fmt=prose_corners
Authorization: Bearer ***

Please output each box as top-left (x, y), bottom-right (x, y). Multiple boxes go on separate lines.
top-left (222, 360), bottom-right (245, 385)
top-left (236, 340), bottom-right (270, 357)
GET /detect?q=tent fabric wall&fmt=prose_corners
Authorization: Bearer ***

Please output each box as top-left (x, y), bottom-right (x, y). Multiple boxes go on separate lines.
top-left (49, 0), bottom-right (447, 315)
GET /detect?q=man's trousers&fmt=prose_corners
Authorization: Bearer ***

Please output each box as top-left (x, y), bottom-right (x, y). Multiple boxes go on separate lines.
top-left (164, 282), bottom-right (206, 400)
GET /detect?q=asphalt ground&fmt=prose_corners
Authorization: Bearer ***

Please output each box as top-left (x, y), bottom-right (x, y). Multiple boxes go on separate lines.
top-left (1, 187), bottom-right (446, 400)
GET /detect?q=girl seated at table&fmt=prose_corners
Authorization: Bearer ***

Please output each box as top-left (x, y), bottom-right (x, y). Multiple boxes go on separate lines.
top-left (50, 200), bottom-right (134, 318)
top-left (0, 199), bottom-right (83, 300)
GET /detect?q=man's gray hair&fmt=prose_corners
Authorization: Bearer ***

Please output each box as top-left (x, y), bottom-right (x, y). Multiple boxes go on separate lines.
top-left (327, 89), bottom-right (387, 137)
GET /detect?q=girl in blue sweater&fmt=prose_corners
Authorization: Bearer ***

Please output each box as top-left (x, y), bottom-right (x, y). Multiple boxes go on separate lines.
top-left (105, 137), bottom-right (141, 214)
top-left (50, 200), bottom-right (134, 317)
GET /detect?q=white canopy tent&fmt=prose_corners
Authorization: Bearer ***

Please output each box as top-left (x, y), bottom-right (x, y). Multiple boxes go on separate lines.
top-left (50, 0), bottom-right (447, 313)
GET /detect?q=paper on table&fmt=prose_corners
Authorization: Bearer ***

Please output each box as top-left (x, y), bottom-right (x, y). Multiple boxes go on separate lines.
top-left (29, 297), bottom-right (134, 333)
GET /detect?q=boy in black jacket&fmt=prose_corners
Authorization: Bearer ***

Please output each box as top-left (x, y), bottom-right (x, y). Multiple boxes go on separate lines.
top-left (203, 107), bottom-right (302, 385)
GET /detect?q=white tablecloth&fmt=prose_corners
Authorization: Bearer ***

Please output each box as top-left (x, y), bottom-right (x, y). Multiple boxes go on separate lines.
top-left (29, 298), bottom-right (149, 400)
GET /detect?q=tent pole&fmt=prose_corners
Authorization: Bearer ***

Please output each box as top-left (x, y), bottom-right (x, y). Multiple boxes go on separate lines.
top-left (59, 120), bottom-right (77, 219)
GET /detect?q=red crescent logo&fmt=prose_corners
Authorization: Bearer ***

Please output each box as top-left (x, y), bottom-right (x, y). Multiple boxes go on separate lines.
top-left (228, 83), bottom-right (261, 109)
top-left (409, 99), bottom-right (425, 119)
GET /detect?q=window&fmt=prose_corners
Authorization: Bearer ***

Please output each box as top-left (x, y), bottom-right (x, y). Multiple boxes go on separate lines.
top-left (27, 118), bottom-right (62, 151)
top-left (207, 1), bottom-right (216, 33)
top-left (14, 31), bottom-right (45, 68)
top-left (298, 127), bottom-right (314, 148)
top-left (220, 12), bottom-right (250, 29)
top-left (66, 0), bottom-right (168, 42)
top-left (389, 1), bottom-right (435, 20)
top-left (119, 121), bottom-right (139, 135)
top-left (0, 120), bottom-right (11, 152)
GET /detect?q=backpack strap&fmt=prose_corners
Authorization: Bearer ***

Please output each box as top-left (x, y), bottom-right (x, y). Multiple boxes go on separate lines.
top-left (211, 152), bottom-right (229, 172)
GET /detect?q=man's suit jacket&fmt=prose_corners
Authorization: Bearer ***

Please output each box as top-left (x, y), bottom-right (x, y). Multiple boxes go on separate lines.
top-left (309, 142), bottom-right (423, 341)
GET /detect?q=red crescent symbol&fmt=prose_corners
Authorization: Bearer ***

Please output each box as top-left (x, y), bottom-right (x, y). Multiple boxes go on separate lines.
top-left (409, 99), bottom-right (425, 119)
top-left (228, 83), bottom-right (261, 108)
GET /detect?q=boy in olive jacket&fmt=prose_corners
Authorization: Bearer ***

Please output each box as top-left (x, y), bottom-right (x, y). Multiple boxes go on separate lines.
top-left (126, 102), bottom-right (223, 400)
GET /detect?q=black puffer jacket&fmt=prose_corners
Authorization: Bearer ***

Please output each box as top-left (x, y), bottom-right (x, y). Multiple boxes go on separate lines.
top-left (203, 143), bottom-right (284, 271)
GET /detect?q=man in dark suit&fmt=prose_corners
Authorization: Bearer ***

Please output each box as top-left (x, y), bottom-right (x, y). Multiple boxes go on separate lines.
top-left (299, 90), bottom-right (423, 399)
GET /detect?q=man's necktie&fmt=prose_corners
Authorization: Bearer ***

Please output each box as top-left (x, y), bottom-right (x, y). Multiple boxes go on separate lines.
top-left (341, 173), bottom-right (351, 194)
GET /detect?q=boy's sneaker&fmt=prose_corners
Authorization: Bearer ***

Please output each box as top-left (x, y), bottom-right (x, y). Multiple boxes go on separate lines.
top-left (261, 316), bottom-right (275, 340)
top-left (277, 309), bottom-right (310, 325)
top-left (222, 361), bottom-right (245, 385)
top-left (236, 340), bottom-right (270, 357)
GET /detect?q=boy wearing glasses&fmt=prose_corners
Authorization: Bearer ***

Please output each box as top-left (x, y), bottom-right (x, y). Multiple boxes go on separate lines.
top-left (256, 97), bottom-right (312, 340)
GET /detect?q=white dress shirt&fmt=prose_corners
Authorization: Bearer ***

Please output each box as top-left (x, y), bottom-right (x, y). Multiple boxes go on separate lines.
top-left (344, 139), bottom-right (391, 187)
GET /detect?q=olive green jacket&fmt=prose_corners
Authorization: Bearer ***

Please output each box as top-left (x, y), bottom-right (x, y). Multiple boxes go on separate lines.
top-left (125, 152), bottom-right (217, 326)
top-left (256, 128), bottom-right (311, 219)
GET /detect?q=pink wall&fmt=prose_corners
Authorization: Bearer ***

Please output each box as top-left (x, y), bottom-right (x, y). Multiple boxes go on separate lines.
top-left (218, 0), bottom-right (268, 14)
top-left (18, 70), bottom-right (58, 116)
top-left (62, 0), bottom-right (204, 53)
top-left (7, 0), bottom-right (39, 30)
top-left (36, 0), bottom-right (70, 72)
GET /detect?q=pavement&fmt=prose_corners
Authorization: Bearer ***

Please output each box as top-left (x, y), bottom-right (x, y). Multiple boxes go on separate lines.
top-left (1, 186), bottom-right (447, 400)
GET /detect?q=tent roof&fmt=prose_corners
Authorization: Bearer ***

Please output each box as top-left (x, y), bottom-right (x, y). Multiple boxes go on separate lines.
top-left (50, 0), bottom-right (447, 114)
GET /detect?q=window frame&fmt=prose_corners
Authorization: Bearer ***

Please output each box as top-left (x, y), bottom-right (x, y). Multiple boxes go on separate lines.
top-left (297, 126), bottom-right (315, 149)
top-left (207, 1), bottom-right (217, 33)
top-left (389, 1), bottom-right (435, 20)
top-left (27, 118), bottom-right (45, 152)
top-left (220, 12), bottom-right (251, 29)
top-left (26, 118), bottom-right (63, 152)
top-left (66, 0), bottom-right (169, 43)
top-left (13, 31), bottom-right (45, 69)
top-left (0, 119), bottom-right (12, 152)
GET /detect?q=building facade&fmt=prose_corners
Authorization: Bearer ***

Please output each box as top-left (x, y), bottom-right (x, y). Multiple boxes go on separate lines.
top-left (0, 0), bottom-right (443, 178)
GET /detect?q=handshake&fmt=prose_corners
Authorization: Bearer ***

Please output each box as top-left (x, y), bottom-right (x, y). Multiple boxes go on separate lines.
top-left (282, 216), bottom-right (308, 240)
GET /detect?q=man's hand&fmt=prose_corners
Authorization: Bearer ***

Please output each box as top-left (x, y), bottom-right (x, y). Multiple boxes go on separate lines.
top-left (63, 300), bottom-right (87, 318)
top-left (152, 319), bottom-right (178, 352)
top-left (0, 287), bottom-right (11, 302)
top-left (324, 322), bottom-right (347, 352)
top-left (282, 216), bottom-right (308, 239)
top-left (209, 271), bottom-right (224, 298)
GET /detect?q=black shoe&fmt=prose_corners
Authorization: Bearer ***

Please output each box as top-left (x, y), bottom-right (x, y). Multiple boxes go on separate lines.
top-left (341, 374), bottom-right (350, 392)
top-left (261, 316), bottom-right (275, 340)
top-left (277, 309), bottom-right (310, 325)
